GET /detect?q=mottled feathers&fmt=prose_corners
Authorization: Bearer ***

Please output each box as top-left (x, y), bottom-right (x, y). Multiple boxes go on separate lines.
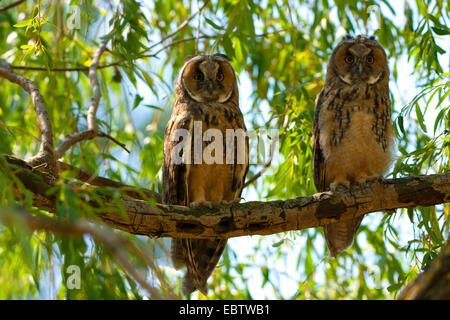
top-left (312, 35), bottom-right (394, 257)
top-left (163, 54), bottom-right (248, 295)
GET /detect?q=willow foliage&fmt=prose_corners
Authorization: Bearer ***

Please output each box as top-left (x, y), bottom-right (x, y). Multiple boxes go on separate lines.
top-left (0, 0), bottom-right (448, 299)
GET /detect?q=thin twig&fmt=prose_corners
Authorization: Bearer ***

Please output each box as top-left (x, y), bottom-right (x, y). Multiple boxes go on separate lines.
top-left (10, 62), bottom-right (120, 72)
top-left (56, 161), bottom-right (162, 202)
top-left (149, 0), bottom-right (211, 51)
top-left (244, 160), bottom-right (272, 188)
top-left (56, 129), bottom-right (130, 158)
top-left (54, 41), bottom-right (131, 158)
top-left (244, 135), bottom-right (279, 188)
top-left (151, 35), bottom-right (217, 57)
top-left (9, 30), bottom-right (285, 73)
top-left (0, 122), bottom-right (41, 142)
top-left (97, 132), bottom-right (130, 153)
top-left (195, 0), bottom-right (202, 54)
top-left (87, 42), bottom-right (107, 131)
top-left (112, 233), bottom-right (178, 299)
top-left (0, 0), bottom-right (26, 13)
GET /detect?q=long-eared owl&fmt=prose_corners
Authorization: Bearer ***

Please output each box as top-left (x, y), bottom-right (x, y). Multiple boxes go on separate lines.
top-left (312, 35), bottom-right (394, 257)
top-left (163, 54), bottom-right (249, 295)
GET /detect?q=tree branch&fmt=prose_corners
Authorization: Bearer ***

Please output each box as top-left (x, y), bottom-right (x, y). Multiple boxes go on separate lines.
top-left (55, 130), bottom-right (130, 158)
top-left (398, 236), bottom-right (450, 300)
top-left (87, 42), bottom-right (107, 131)
top-left (5, 155), bottom-right (449, 240)
top-left (0, 59), bottom-right (56, 176)
top-left (0, 0), bottom-right (26, 13)
top-left (54, 42), bottom-right (129, 158)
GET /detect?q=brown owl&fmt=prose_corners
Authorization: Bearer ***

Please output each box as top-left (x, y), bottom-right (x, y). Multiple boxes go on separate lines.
top-left (312, 35), bottom-right (394, 257)
top-left (163, 54), bottom-right (249, 295)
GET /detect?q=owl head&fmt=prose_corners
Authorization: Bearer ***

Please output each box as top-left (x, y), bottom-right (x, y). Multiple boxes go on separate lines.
top-left (178, 54), bottom-right (237, 103)
top-left (327, 35), bottom-right (389, 86)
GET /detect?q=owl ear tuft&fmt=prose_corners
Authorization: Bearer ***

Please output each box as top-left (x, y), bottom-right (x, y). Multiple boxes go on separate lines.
top-left (369, 35), bottom-right (376, 40)
top-left (184, 55), bottom-right (196, 62)
top-left (213, 53), bottom-right (231, 61)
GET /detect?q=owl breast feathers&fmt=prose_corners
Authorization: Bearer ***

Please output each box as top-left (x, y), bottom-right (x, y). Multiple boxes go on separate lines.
top-left (163, 54), bottom-right (248, 295)
top-left (312, 35), bottom-right (394, 257)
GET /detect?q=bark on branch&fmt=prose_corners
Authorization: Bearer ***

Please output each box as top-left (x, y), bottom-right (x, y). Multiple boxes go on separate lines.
top-left (5, 155), bottom-right (449, 240)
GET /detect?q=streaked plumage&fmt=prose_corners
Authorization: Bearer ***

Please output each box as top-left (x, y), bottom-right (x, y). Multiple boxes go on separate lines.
top-left (163, 54), bottom-right (248, 295)
top-left (312, 35), bottom-right (394, 257)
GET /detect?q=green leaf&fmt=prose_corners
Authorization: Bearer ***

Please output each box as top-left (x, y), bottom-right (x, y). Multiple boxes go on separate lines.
top-left (271, 239), bottom-right (284, 247)
top-left (143, 104), bottom-right (163, 111)
top-left (39, 17), bottom-right (49, 26)
top-left (204, 17), bottom-right (224, 30)
top-left (407, 208), bottom-right (414, 223)
top-left (140, 70), bottom-right (154, 90)
top-left (132, 94), bottom-right (143, 110)
top-left (434, 107), bottom-right (448, 134)
top-left (431, 26), bottom-right (450, 35)
top-left (387, 283), bottom-right (402, 293)
top-left (415, 103), bottom-right (427, 133)
top-left (222, 35), bottom-right (234, 58)
top-left (13, 19), bottom-right (33, 28)
top-left (397, 115), bottom-right (405, 135)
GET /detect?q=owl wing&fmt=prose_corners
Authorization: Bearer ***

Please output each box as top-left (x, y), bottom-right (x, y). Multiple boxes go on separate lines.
top-left (180, 109), bottom-right (248, 296)
top-left (231, 114), bottom-right (249, 197)
top-left (313, 88), bottom-right (364, 257)
top-left (165, 106), bottom-right (249, 296)
top-left (163, 112), bottom-right (196, 275)
top-left (312, 89), bottom-right (327, 192)
top-left (163, 114), bottom-right (192, 207)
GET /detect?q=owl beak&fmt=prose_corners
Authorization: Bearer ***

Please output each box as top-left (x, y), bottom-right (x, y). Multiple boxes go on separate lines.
top-left (357, 63), bottom-right (363, 76)
top-left (207, 81), bottom-right (214, 94)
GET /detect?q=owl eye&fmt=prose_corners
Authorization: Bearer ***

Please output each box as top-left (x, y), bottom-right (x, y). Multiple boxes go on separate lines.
top-left (193, 71), bottom-right (203, 81)
top-left (216, 72), bottom-right (224, 81)
top-left (344, 55), bottom-right (354, 64)
top-left (366, 55), bottom-right (375, 64)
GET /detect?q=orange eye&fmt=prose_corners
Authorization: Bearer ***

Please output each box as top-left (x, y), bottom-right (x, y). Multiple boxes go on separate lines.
top-left (216, 72), bottom-right (224, 81)
top-left (193, 72), bottom-right (203, 81)
top-left (344, 55), bottom-right (354, 64)
top-left (366, 55), bottom-right (375, 64)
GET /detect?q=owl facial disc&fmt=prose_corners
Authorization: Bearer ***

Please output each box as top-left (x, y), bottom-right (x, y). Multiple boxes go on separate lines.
top-left (180, 55), bottom-right (236, 103)
top-left (330, 35), bottom-right (388, 86)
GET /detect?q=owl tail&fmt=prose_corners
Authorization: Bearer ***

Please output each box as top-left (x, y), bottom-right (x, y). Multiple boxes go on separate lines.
top-left (323, 216), bottom-right (364, 257)
top-left (171, 238), bottom-right (227, 296)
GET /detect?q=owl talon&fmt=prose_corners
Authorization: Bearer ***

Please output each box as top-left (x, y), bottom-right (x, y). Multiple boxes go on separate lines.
top-left (357, 175), bottom-right (383, 186)
top-left (190, 201), bottom-right (214, 209)
top-left (376, 176), bottom-right (388, 184)
top-left (356, 178), bottom-right (368, 186)
top-left (368, 175), bottom-right (382, 182)
top-left (221, 198), bottom-right (243, 205)
top-left (330, 180), bottom-right (351, 192)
